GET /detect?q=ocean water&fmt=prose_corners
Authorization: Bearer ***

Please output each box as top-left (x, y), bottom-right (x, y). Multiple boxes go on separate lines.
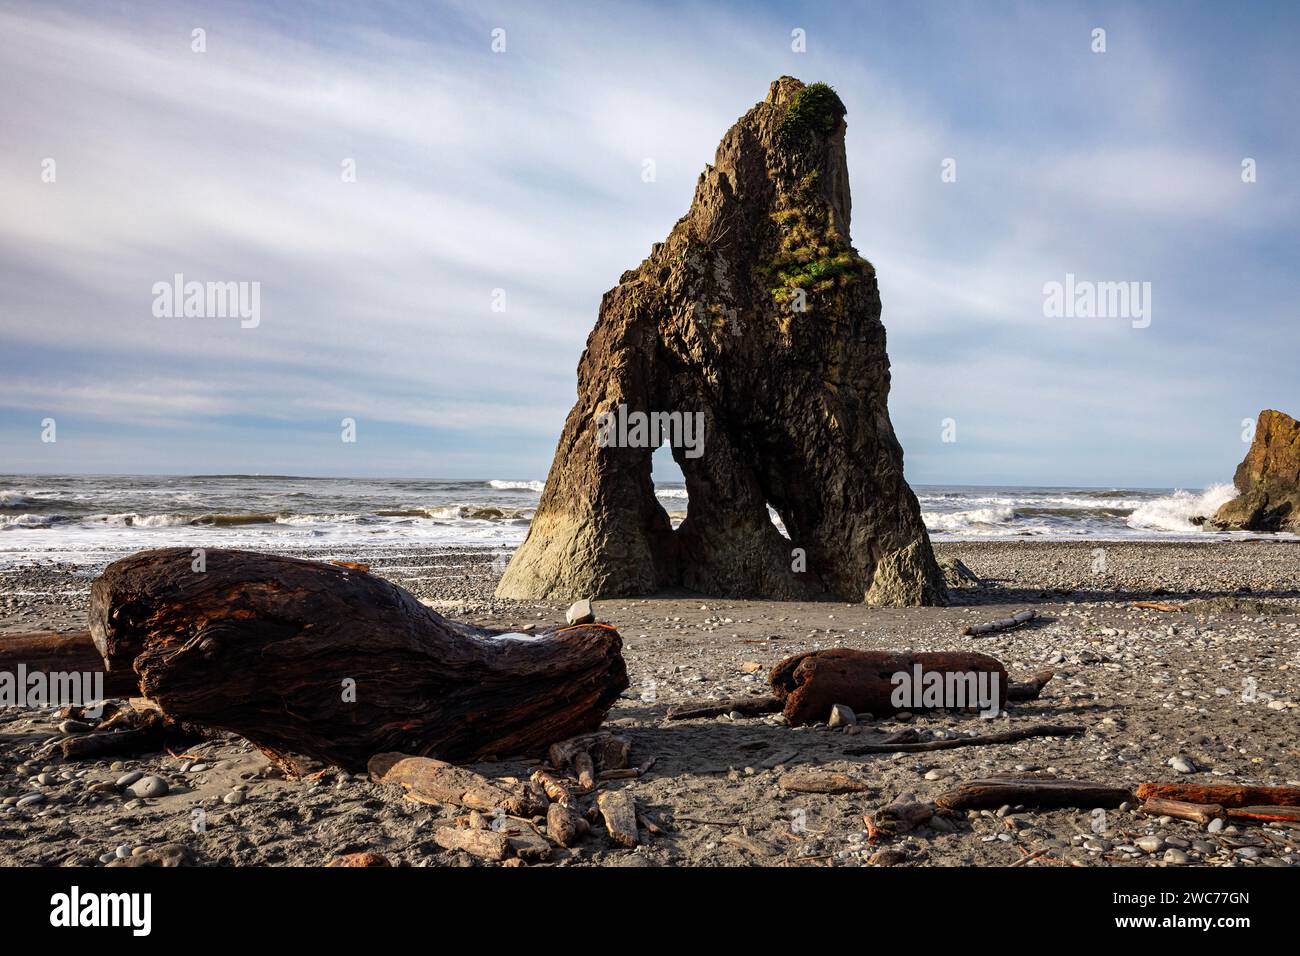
top-left (0, 474), bottom-right (1275, 570)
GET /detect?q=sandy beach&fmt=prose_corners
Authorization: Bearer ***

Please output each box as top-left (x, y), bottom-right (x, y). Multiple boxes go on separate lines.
top-left (2, 538), bottom-right (1297, 867)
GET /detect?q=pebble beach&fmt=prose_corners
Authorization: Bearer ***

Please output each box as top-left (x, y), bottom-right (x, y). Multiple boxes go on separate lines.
top-left (2, 538), bottom-right (1298, 867)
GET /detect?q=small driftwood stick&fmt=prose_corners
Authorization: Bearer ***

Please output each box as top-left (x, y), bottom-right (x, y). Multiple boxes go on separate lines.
top-left (1139, 797), bottom-right (1224, 824)
top-left (433, 826), bottom-right (511, 861)
top-left (546, 802), bottom-right (589, 847)
top-left (778, 770), bottom-right (870, 794)
top-left (868, 800), bottom-right (935, 839)
top-left (1006, 670), bottom-right (1055, 701)
top-left (530, 768), bottom-right (575, 807)
top-left (1135, 783), bottom-right (1300, 809)
top-left (666, 695), bottom-right (782, 720)
top-left (935, 778), bottom-right (1134, 812)
top-left (961, 610), bottom-right (1038, 637)
top-left (596, 790), bottom-right (640, 847)
top-left (846, 723), bottom-right (1083, 756)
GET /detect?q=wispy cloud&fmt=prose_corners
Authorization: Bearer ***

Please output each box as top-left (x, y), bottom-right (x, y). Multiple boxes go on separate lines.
top-left (0, 0), bottom-right (1295, 484)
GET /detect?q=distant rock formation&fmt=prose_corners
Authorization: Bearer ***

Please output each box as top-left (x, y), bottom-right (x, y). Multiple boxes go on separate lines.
top-left (1211, 410), bottom-right (1300, 532)
top-left (496, 77), bottom-right (944, 605)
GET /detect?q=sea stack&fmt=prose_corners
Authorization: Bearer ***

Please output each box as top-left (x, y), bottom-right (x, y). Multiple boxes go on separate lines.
top-left (497, 77), bottom-right (945, 605)
top-left (1211, 409), bottom-right (1300, 532)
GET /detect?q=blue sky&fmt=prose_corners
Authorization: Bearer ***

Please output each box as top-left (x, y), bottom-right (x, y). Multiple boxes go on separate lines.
top-left (0, 0), bottom-right (1296, 487)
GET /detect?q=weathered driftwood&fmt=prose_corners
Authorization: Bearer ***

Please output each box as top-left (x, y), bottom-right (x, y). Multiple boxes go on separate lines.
top-left (845, 723), bottom-right (1084, 756)
top-left (934, 778), bottom-right (1134, 812)
top-left (961, 609), bottom-right (1038, 637)
top-left (546, 802), bottom-right (589, 847)
top-left (769, 649), bottom-right (1009, 725)
top-left (666, 695), bottom-right (783, 721)
top-left (1227, 805), bottom-right (1300, 824)
top-left (434, 826), bottom-right (511, 861)
top-left (0, 630), bottom-right (139, 698)
top-left (1132, 601), bottom-right (1181, 612)
top-left (548, 731), bottom-right (631, 774)
top-left (1135, 782), bottom-right (1300, 808)
top-left (55, 704), bottom-right (203, 761)
top-left (1006, 670), bottom-right (1055, 701)
top-left (1139, 797), bottom-right (1224, 825)
top-left (777, 770), bottom-right (870, 794)
top-left (89, 548), bottom-right (629, 773)
top-left (866, 800), bottom-right (934, 840)
top-left (596, 790), bottom-right (640, 847)
top-left (368, 753), bottom-right (545, 816)
top-left (530, 768), bottom-right (575, 807)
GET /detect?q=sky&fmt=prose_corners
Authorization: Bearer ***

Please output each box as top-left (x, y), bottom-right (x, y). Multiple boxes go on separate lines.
top-left (0, 0), bottom-right (1296, 487)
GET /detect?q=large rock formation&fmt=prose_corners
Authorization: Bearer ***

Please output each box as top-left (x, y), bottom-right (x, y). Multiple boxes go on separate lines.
top-left (1211, 409), bottom-right (1300, 532)
top-left (497, 77), bottom-right (944, 605)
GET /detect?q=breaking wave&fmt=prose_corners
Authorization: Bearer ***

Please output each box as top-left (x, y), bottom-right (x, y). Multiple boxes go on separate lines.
top-left (1125, 483), bottom-right (1238, 533)
top-left (921, 506), bottom-right (1017, 532)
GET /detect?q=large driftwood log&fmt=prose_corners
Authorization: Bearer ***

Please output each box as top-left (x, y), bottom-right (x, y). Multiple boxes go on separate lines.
top-left (1135, 782), bottom-right (1300, 808)
top-left (934, 778), bottom-right (1134, 811)
top-left (769, 649), bottom-right (1009, 725)
top-left (0, 630), bottom-right (139, 698)
top-left (89, 548), bottom-right (629, 773)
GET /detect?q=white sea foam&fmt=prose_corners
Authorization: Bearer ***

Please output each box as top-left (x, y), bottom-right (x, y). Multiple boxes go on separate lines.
top-left (91, 512), bottom-right (194, 528)
top-left (0, 491), bottom-right (32, 507)
top-left (1125, 483), bottom-right (1238, 533)
top-left (487, 479), bottom-right (544, 492)
top-left (0, 514), bottom-right (54, 529)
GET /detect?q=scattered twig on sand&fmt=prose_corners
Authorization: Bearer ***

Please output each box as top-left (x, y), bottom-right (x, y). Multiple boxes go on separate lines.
top-left (666, 696), bottom-right (783, 720)
top-left (672, 816), bottom-right (739, 828)
top-left (846, 723), bottom-right (1083, 756)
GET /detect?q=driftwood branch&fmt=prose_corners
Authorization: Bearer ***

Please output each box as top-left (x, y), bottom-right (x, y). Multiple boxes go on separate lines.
top-left (934, 777), bottom-right (1134, 811)
top-left (666, 696), bottom-right (783, 720)
top-left (961, 610), bottom-right (1038, 637)
top-left (846, 723), bottom-right (1084, 755)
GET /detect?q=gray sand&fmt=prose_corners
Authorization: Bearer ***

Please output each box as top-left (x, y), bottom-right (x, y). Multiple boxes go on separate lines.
top-left (1, 539), bottom-right (1297, 867)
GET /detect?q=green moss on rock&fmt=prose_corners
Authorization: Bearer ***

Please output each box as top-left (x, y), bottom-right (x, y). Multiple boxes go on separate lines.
top-left (777, 82), bottom-right (846, 152)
